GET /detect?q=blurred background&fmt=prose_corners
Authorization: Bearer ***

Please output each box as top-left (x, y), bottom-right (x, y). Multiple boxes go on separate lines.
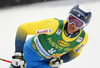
top-left (0, 0), bottom-right (100, 68)
top-left (0, 0), bottom-right (48, 8)
top-left (0, 0), bottom-right (99, 8)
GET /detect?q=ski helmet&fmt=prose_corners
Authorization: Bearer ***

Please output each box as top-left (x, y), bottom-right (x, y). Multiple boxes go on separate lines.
top-left (68, 4), bottom-right (92, 29)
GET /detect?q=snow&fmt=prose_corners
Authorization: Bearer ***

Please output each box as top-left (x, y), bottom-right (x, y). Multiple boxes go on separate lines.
top-left (0, 0), bottom-right (100, 68)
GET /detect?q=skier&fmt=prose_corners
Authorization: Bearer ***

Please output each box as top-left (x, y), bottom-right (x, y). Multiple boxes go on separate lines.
top-left (9, 4), bottom-right (92, 68)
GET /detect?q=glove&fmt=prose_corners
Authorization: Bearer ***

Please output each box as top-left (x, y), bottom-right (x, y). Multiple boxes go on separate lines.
top-left (49, 57), bottom-right (63, 68)
top-left (11, 52), bottom-right (26, 68)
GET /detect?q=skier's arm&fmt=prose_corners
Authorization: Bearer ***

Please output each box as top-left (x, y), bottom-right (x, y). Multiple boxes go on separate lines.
top-left (15, 18), bottom-right (59, 52)
top-left (61, 32), bottom-right (88, 63)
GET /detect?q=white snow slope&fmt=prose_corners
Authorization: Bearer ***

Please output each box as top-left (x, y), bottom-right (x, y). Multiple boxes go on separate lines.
top-left (0, 0), bottom-right (100, 68)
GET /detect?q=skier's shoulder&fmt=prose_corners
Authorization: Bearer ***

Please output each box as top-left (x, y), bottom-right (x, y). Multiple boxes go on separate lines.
top-left (81, 30), bottom-right (88, 39)
top-left (77, 30), bottom-right (88, 47)
top-left (54, 18), bottom-right (66, 23)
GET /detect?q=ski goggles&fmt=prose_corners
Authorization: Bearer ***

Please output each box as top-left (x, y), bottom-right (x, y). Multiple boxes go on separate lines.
top-left (68, 14), bottom-right (85, 28)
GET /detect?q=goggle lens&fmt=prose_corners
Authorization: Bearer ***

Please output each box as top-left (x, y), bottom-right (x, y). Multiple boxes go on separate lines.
top-left (69, 15), bottom-right (84, 28)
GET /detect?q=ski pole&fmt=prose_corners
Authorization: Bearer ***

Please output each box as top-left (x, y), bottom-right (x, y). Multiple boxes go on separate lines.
top-left (0, 58), bottom-right (11, 63)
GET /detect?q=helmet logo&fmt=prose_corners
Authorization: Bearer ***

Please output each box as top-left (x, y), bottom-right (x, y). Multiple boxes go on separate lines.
top-left (78, 14), bottom-right (81, 17)
top-left (85, 16), bottom-right (87, 19)
top-left (73, 9), bottom-right (85, 18)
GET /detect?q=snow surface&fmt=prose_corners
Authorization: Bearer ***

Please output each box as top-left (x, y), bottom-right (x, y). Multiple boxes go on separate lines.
top-left (0, 0), bottom-right (100, 68)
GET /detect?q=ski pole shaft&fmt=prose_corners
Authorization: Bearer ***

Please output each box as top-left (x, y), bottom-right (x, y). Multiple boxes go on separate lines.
top-left (0, 58), bottom-right (11, 63)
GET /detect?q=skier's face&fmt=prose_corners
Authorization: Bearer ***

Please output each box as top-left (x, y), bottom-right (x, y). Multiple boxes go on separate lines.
top-left (67, 22), bottom-right (80, 34)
